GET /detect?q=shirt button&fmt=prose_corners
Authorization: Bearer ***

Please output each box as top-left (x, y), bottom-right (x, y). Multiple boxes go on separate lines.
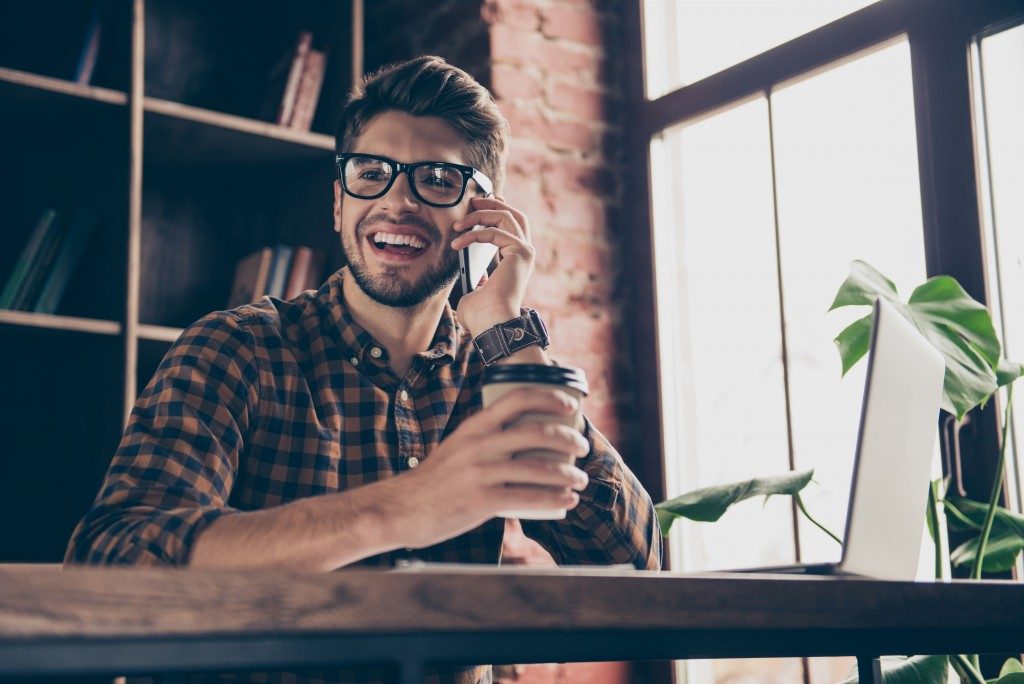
top-left (370, 347), bottom-right (383, 359)
top-left (350, 357), bottom-right (359, 366)
top-left (399, 389), bottom-right (409, 402)
top-left (407, 456), bottom-right (420, 468)
top-left (405, 547), bottom-right (415, 552)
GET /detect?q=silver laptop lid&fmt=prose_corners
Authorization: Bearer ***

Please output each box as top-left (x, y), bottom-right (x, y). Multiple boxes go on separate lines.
top-left (838, 297), bottom-right (945, 580)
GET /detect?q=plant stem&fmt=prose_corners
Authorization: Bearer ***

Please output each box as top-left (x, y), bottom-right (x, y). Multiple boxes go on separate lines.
top-left (793, 493), bottom-right (842, 546)
top-left (951, 653), bottom-right (986, 684)
top-left (971, 383), bottom-right (1014, 580)
top-left (942, 498), bottom-right (984, 530)
top-left (927, 480), bottom-right (946, 580)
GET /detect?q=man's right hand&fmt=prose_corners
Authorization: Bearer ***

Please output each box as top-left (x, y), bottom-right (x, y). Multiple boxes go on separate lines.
top-left (380, 388), bottom-right (591, 550)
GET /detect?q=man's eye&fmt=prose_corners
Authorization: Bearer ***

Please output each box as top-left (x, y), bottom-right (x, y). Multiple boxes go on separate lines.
top-left (360, 170), bottom-right (384, 180)
top-left (425, 176), bottom-right (454, 188)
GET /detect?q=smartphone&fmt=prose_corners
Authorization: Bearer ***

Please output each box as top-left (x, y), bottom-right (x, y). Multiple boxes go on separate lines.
top-left (458, 230), bottom-right (499, 294)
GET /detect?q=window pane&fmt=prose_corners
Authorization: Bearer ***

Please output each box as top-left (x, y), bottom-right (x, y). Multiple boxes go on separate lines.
top-left (976, 23), bottom-right (1024, 514)
top-left (643, 0), bottom-right (880, 98)
top-left (770, 39), bottom-right (929, 564)
top-left (652, 97), bottom-right (795, 574)
top-left (651, 92), bottom-right (801, 684)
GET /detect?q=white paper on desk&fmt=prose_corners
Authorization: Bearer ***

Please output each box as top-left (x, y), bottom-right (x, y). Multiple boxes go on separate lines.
top-left (390, 560), bottom-right (641, 574)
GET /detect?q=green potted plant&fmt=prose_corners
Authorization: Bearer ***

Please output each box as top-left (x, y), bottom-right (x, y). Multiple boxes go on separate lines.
top-left (655, 260), bottom-right (1024, 683)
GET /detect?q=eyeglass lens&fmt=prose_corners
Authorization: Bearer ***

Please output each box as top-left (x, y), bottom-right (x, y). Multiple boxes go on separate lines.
top-left (342, 156), bottom-right (465, 206)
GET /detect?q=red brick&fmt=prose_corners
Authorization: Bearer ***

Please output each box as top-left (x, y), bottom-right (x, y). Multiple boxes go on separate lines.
top-left (534, 40), bottom-right (602, 79)
top-left (505, 145), bottom-right (553, 181)
top-left (490, 23), bottom-right (544, 66)
top-left (534, 118), bottom-right (598, 153)
top-left (503, 180), bottom-right (554, 229)
top-left (501, 100), bottom-right (547, 138)
top-left (545, 81), bottom-right (607, 120)
top-left (540, 4), bottom-right (603, 45)
top-left (543, 193), bottom-right (608, 234)
top-left (544, 157), bottom-right (619, 197)
top-left (524, 269), bottom-right (571, 308)
top-left (482, 0), bottom-right (540, 31)
top-left (557, 237), bottom-right (613, 276)
top-left (491, 63), bottom-right (545, 101)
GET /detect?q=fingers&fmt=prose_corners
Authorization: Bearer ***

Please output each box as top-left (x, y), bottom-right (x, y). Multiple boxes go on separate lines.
top-left (451, 226), bottom-right (534, 263)
top-left (485, 456), bottom-right (590, 491)
top-left (456, 196), bottom-right (532, 242)
top-left (462, 387), bottom-right (579, 437)
top-left (474, 420), bottom-right (591, 464)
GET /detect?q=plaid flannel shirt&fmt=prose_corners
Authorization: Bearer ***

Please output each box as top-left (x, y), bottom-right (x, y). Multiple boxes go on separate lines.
top-left (66, 267), bottom-right (663, 683)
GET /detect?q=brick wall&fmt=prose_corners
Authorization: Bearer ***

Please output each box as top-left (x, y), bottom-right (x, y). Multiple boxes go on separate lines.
top-left (364, 2), bottom-right (639, 682)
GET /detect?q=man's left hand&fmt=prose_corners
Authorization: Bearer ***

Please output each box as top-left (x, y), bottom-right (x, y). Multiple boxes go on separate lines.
top-left (451, 195), bottom-right (534, 336)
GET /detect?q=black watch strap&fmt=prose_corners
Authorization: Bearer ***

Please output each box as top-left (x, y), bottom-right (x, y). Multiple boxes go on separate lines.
top-left (473, 308), bottom-right (550, 365)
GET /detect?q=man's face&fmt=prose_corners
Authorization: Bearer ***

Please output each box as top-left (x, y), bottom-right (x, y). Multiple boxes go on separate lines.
top-left (334, 110), bottom-right (477, 308)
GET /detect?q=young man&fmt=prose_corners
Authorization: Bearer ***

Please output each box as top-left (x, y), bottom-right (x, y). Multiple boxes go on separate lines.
top-left (67, 56), bottom-right (660, 682)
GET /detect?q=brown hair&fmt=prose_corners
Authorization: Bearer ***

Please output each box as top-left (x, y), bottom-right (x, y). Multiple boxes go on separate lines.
top-left (335, 55), bottom-right (509, 193)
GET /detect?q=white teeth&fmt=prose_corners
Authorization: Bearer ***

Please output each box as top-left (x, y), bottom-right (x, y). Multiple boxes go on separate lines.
top-left (373, 232), bottom-right (427, 249)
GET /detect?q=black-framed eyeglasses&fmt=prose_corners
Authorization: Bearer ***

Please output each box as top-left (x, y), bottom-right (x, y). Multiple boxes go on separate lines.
top-left (336, 153), bottom-right (493, 208)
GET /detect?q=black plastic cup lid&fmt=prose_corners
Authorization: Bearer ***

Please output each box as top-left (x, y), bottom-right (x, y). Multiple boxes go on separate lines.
top-left (482, 364), bottom-right (589, 396)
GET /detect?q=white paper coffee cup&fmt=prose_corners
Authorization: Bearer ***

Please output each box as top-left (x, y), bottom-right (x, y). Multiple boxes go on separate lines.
top-left (481, 364), bottom-right (589, 520)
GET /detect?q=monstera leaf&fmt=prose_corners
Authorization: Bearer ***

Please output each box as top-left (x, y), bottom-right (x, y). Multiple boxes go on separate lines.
top-left (830, 261), bottom-right (1023, 419)
top-left (944, 496), bottom-right (1024, 572)
top-left (655, 470), bottom-right (813, 537)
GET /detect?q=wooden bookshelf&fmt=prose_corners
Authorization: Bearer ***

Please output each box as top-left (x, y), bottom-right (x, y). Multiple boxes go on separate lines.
top-left (0, 0), bottom-right (363, 562)
top-left (136, 323), bottom-right (183, 342)
top-left (0, 66), bottom-right (128, 106)
top-left (0, 310), bottom-right (121, 336)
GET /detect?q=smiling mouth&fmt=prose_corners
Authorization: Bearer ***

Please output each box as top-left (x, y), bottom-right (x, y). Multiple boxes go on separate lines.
top-left (366, 233), bottom-right (431, 261)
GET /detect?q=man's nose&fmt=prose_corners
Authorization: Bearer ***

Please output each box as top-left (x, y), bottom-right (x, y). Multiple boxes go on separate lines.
top-left (381, 172), bottom-right (421, 210)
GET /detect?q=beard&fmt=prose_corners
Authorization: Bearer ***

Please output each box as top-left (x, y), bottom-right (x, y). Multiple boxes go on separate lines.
top-left (342, 213), bottom-right (460, 308)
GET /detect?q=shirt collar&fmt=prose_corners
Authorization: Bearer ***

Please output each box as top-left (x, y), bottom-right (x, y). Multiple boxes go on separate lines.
top-left (318, 267), bottom-right (461, 367)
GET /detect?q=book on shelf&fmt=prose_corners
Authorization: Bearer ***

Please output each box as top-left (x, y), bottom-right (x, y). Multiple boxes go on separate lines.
top-left (266, 245), bottom-right (294, 299)
top-left (34, 209), bottom-right (98, 314)
top-left (0, 207), bottom-right (98, 314)
top-left (11, 210), bottom-right (67, 311)
top-left (288, 47), bottom-right (327, 132)
top-left (259, 31), bottom-right (313, 126)
top-left (0, 208), bottom-right (59, 310)
top-left (283, 246), bottom-right (326, 300)
top-left (228, 245), bottom-right (326, 308)
top-left (227, 247), bottom-right (274, 309)
top-left (73, 0), bottom-right (107, 85)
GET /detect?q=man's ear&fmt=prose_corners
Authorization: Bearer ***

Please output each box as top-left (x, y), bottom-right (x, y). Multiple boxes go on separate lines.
top-left (333, 179), bottom-right (343, 233)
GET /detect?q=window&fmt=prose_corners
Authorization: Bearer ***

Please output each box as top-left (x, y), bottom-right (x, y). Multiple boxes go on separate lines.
top-left (643, 0), bottom-right (881, 97)
top-left (975, 22), bottom-right (1024, 515)
top-left (651, 38), bottom-right (925, 684)
top-left (631, 1), bottom-right (1024, 682)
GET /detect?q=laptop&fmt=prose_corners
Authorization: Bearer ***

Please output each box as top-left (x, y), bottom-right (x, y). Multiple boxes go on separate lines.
top-left (731, 297), bottom-right (945, 580)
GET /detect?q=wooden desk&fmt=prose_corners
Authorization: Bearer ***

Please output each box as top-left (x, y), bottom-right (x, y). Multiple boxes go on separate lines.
top-left (1, 564), bottom-right (1022, 683)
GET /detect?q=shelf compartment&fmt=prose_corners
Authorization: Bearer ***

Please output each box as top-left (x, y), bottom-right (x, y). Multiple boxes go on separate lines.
top-left (0, 78), bottom-right (129, 323)
top-left (143, 96), bottom-right (334, 169)
top-left (0, 325), bottom-right (124, 562)
top-left (144, 0), bottom-right (354, 135)
top-left (0, 0), bottom-right (132, 92)
top-left (0, 310), bottom-right (121, 336)
top-left (139, 147), bottom-right (340, 330)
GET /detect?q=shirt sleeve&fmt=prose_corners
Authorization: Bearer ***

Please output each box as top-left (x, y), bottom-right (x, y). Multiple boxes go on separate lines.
top-left (519, 416), bottom-right (663, 570)
top-left (64, 311), bottom-right (261, 566)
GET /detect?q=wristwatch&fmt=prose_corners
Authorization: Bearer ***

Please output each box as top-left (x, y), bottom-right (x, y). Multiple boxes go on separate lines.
top-left (473, 308), bottom-right (550, 365)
